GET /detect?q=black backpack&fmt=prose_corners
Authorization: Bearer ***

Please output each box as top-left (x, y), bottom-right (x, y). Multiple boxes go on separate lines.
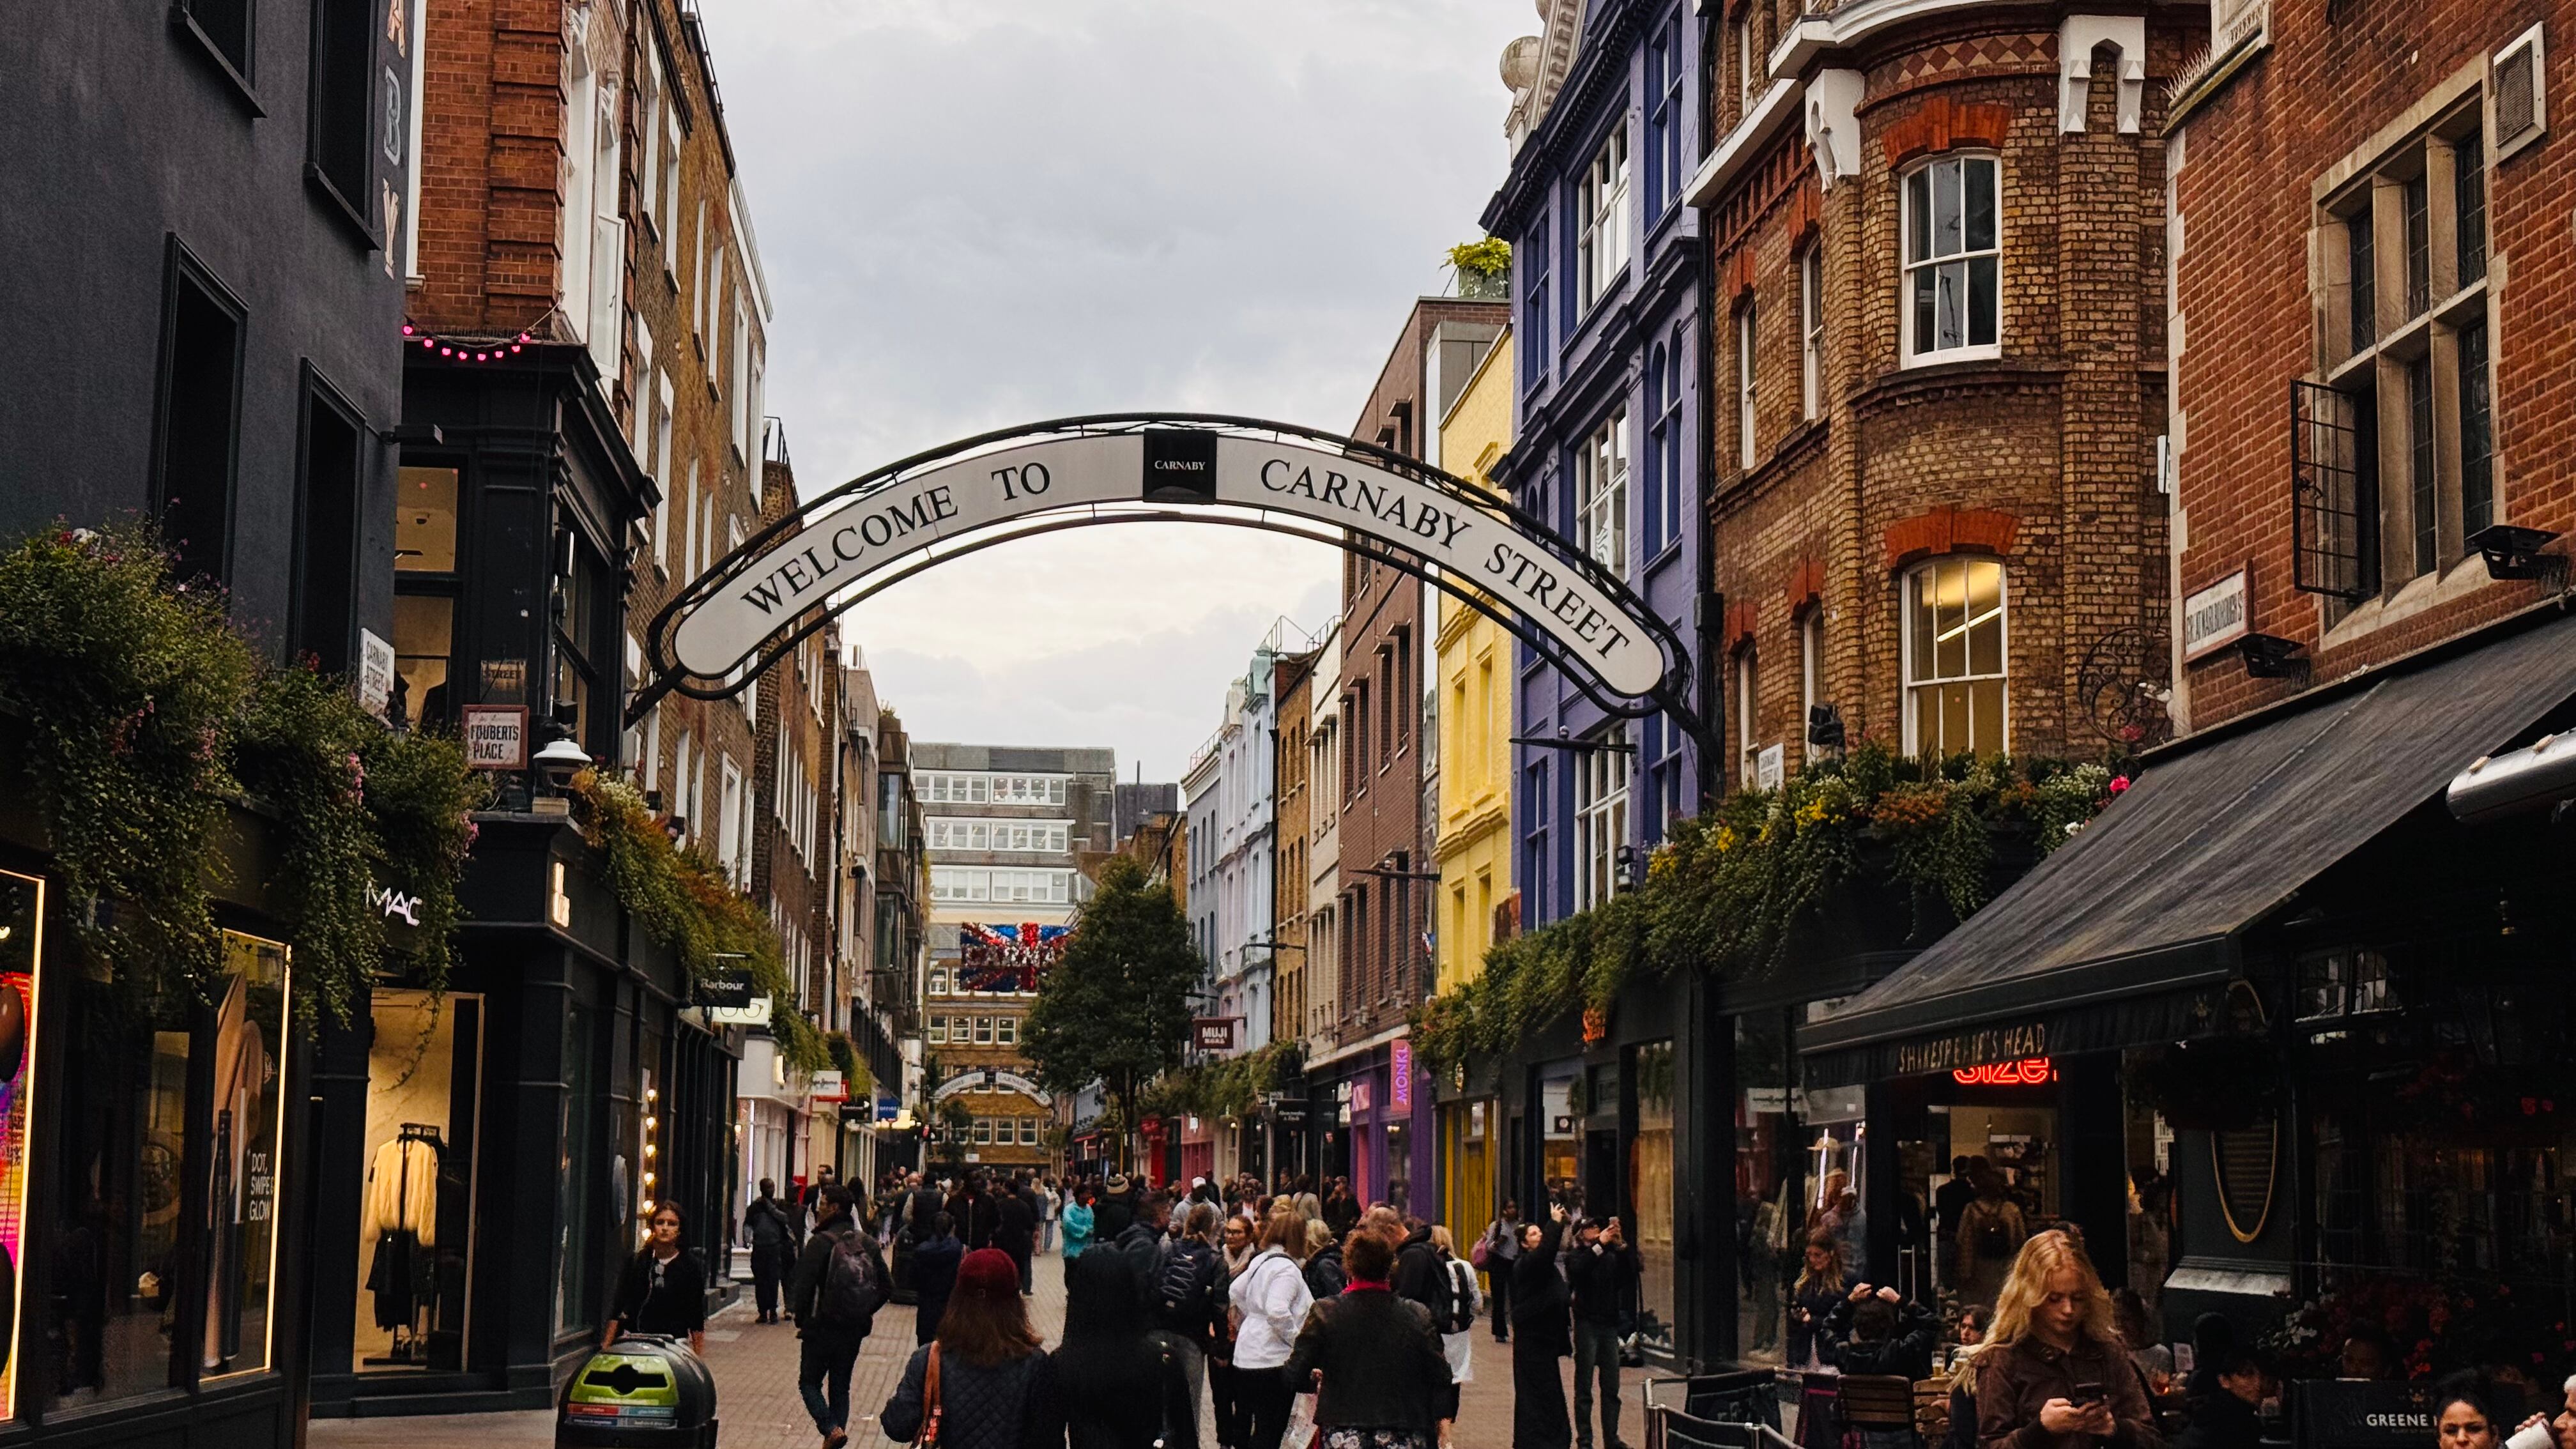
top-left (1305, 1247), bottom-right (1347, 1301)
top-left (1407, 1243), bottom-right (1458, 1331)
top-left (815, 1227), bottom-right (889, 1326)
top-left (1439, 1258), bottom-right (1478, 1333)
top-left (1156, 1239), bottom-right (1215, 1328)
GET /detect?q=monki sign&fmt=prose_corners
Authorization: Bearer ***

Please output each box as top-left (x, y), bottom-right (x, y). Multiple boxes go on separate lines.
top-left (669, 431), bottom-right (1667, 701)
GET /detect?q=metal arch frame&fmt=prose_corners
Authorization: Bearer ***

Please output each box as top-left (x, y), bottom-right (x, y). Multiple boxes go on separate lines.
top-left (630, 412), bottom-right (1711, 751)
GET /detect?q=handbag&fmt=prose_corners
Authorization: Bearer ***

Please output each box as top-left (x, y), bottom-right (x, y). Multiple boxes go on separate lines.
top-left (1470, 1236), bottom-right (1492, 1271)
top-left (1284, 1390), bottom-right (1319, 1449)
top-left (920, 1344), bottom-right (944, 1448)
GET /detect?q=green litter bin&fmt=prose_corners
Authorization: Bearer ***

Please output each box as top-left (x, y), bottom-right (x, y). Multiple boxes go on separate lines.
top-left (556, 1335), bottom-right (719, 1447)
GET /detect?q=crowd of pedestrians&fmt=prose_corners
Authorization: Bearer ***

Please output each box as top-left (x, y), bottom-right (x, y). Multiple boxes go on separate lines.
top-left (610, 1163), bottom-right (1686, 1449)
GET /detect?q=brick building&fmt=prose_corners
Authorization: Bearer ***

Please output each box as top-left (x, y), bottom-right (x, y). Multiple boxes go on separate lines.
top-left (1695, 0), bottom-right (2189, 776)
top-left (1309, 299), bottom-right (1502, 1215)
top-left (309, 0), bottom-right (775, 1418)
top-left (917, 744), bottom-right (1118, 1174)
top-left (1791, 0), bottom-right (2576, 1359)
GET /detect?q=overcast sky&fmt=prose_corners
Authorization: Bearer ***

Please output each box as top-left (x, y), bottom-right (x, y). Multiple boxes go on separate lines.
top-left (694, 0), bottom-right (1530, 783)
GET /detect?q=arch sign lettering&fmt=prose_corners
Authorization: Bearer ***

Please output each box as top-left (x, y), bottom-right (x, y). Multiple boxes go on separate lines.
top-left (638, 416), bottom-right (1701, 742)
top-left (932, 1070), bottom-right (1054, 1107)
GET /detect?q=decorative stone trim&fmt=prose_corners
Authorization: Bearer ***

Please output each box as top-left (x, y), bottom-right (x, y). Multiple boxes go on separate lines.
top-left (2058, 15), bottom-right (2148, 134)
top-left (1883, 507), bottom-right (2020, 570)
top-left (1881, 96), bottom-right (2014, 169)
top-left (1787, 557), bottom-right (1827, 612)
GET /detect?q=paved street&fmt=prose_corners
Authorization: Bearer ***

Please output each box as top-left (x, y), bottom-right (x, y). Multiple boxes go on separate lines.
top-left (310, 1253), bottom-right (1653, 1448)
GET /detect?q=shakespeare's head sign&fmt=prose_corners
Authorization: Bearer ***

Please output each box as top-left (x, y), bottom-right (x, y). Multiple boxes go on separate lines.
top-left (643, 418), bottom-right (1695, 739)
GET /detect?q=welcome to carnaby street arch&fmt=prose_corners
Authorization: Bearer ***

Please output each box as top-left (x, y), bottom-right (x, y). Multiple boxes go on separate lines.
top-left (632, 414), bottom-right (1710, 756)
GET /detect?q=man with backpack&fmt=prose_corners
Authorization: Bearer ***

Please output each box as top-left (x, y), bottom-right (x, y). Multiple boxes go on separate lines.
top-left (1154, 1203), bottom-right (1226, 1434)
top-left (787, 1183), bottom-right (890, 1449)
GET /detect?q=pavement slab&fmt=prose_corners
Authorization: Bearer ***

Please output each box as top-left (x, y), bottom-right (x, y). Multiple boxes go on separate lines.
top-left (309, 1250), bottom-right (1653, 1449)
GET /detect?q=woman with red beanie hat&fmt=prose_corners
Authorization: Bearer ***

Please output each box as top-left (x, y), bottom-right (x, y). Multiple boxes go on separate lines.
top-left (882, 1247), bottom-right (1062, 1449)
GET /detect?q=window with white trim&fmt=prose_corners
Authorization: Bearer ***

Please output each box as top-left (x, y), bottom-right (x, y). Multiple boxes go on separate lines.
top-left (930, 868), bottom-right (1073, 904)
top-left (1019, 1118), bottom-right (1039, 1147)
top-left (1576, 124), bottom-right (1630, 310)
top-left (974, 1015), bottom-right (995, 1045)
top-left (929, 969), bottom-right (949, 995)
top-left (1903, 155), bottom-right (2000, 362)
top-left (1799, 610), bottom-right (1823, 760)
top-left (927, 1014), bottom-right (948, 1045)
top-left (1902, 557), bottom-right (2007, 757)
top-left (1736, 649), bottom-right (1759, 779)
top-left (928, 819), bottom-right (1071, 853)
top-left (1735, 15), bottom-right (1756, 111)
top-left (995, 1016), bottom-right (1016, 1046)
top-left (1576, 410), bottom-right (1627, 572)
top-left (1574, 725), bottom-right (1630, 912)
top-left (1801, 247), bottom-right (1824, 420)
top-left (1736, 303), bottom-right (1758, 470)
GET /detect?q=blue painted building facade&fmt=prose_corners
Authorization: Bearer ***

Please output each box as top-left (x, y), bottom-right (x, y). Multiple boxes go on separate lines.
top-left (1467, 0), bottom-right (1719, 1367)
top-left (1487, 0), bottom-right (1708, 934)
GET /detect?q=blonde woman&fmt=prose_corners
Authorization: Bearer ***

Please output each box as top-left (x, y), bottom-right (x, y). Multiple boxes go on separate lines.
top-left (1972, 1231), bottom-right (2158, 1449)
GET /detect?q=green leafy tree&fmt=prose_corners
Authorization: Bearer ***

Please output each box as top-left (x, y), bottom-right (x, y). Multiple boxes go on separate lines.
top-left (1023, 855), bottom-right (1203, 1170)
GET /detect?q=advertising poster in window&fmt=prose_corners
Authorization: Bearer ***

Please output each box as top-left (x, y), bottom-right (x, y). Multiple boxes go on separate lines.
top-left (0, 870), bottom-right (41, 1418)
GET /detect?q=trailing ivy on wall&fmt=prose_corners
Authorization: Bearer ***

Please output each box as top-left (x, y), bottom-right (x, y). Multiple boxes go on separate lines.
top-left (1413, 742), bottom-right (2126, 1073)
top-left (1140, 1038), bottom-right (1303, 1124)
top-left (570, 769), bottom-right (829, 1071)
top-left (0, 523), bottom-right (485, 1021)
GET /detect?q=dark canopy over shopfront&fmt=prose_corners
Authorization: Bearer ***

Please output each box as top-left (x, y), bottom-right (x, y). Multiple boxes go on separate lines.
top-left (1804, 610), bottom-right (2576, 1087)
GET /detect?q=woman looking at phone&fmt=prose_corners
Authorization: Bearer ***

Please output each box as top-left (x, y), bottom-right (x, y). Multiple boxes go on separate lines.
top-left (1972, 1231), bottom-right (2159, 1449)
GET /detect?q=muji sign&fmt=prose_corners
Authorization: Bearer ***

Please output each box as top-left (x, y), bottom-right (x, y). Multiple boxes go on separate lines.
top-left (665, 427), bottom-right (1671, 703)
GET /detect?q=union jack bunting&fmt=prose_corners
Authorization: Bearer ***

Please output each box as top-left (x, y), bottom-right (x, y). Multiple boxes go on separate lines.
top-left (957, 922), bottom-right (1068, 992)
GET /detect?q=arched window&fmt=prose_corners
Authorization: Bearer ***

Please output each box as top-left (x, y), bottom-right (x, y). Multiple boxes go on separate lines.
top-left (1901, 557), bottom-right (2007, 756)
top-left (1798, 608), bottom-right (1824, 761)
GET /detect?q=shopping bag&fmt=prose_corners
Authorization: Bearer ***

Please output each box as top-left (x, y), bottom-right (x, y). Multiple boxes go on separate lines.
top-left (1284, 1390), bottom-right (1319, 1449)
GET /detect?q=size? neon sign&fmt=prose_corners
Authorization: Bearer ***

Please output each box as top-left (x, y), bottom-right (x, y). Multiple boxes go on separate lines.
top-left (1952, 1057), bottom-right (2057, 1086)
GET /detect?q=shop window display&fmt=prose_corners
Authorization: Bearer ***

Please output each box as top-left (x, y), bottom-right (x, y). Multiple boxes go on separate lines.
top-left (1629, 1040), bottom-right (1675, 1354)
top-left (556, 1002), bottom-right (604, 1336)
top-left (49, 926), bottom-right (289, 1411)
top-left (1540, 1070), bottom-right (1581, 1206)
top-left (0, 873), bottom-right (38, 1418)
top-left (352, 990), bottom-right (482, 1372)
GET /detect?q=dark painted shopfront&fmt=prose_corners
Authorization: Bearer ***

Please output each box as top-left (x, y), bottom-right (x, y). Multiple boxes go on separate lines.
top-left (1800, 612), bottom-right (2576, 1371)
top-left (306, 818), bottom-right (739, 1418)
top-left (305, 339), bottom-right (739, 1416)
top-left (0, 809), bottom-right (311, 1449)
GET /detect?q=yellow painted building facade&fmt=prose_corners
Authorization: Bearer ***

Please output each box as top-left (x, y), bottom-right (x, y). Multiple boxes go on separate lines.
top-left (1435, 330), bottom-right (1512, 1246)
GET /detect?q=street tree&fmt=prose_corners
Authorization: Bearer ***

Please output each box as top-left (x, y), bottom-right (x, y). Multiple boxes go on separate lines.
top-left (1023, 854), bottom-right (1202, 1170)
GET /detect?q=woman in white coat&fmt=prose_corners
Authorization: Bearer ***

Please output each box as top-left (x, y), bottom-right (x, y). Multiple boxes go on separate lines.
top-left (1429, 1225), bottom-right (1483, 1449)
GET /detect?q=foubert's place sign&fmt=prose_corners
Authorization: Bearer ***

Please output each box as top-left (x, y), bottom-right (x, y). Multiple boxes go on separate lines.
top-left (670, 431), bottom-right (1667, 701)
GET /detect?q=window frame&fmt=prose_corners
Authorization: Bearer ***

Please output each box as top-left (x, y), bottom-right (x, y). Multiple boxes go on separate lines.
top-left (1899, 153), bottom-right (2002, 365)
top-left (1573, 726), bottom-right (1630, 912)
top-left (1800, 246), bottom-right (1825, 420)
top-left (1900, 556), bottom-right (2011, 758)
top-left (1575, 122), bottom-right (1632, 311)
top-left (1736, 302), bottom-right (1758, 470)
top-left (1576, 408), bottom-right (1629, 573)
